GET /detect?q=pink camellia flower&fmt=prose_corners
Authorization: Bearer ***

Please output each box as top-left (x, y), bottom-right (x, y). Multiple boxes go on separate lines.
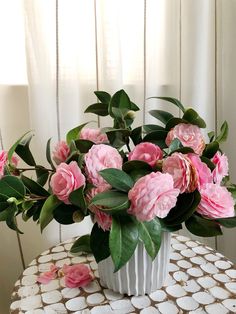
top-left (0, 151), bottom-right (8, 178)
top-left (211, 152), bottom-right (229, 184)
top-left (50, 161), bottom-right (85, 204)
top-left (87, 185), bottom-right (112, 231)
top-left (52, 140), bottom-right (70, 165)
top-left (62, 264), bottom-right (94, 288)
top-left (128, 142), bottom-right (163, 167)
top-left (166, 123), bottom-right (205, 155)
top-left (80, 128), bottom-right (108, 144)
top-left (128, 172), bottom-right (179, 221)
top-left (197, 183), bottom-right (234, 218)
top-left (187, 153), bottom-right (212, 188)
top-left (162, 152), bottom-right (198, 193)
top-left (85, 144), bottom-right (122, 186)
top-left (37, 265), bottom-right (59, 284)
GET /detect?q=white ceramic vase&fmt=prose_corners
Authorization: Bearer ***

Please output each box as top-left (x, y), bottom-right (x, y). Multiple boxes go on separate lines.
top-left (98, 232), bottom-right (171, 296)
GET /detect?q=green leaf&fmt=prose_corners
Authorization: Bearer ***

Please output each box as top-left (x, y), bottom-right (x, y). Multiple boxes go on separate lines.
top-left (164, 190), bottom-right (201, 226)
top-left (143, 124), bottom-right (166, 133)
top-left (106, 129), bottom-right (130, 148)
top-left (90, 223), bottom-right (110, 263)
top-left (46, 138), bottom-right (56, 170)
top-left (36, 167), bottom-right (49, 186)
top-left (53, 204), bottom-right (81, 225)
top-left (148, 96), bottom-right (185, 113)
top-left (99, 199), bottom-right (130, 215)
top-left (66, 122), bottom-right (88, 145)
top-left (70, 235), bottom-right (92, 254)
top-left (15, 135), bottom-right (36, 166)
top-left (99, 168), bottom-right (134, 192)
top-left (185, 214), bottom-right (223, 237)
top-left (139, 219), bottom-right (162, 260)
top-left (91, 190), bottom-right (129, 208)
top-left (203, 141), bottom-right (219, 159)
top-left (208, 131), bottom-right (215, 142)
top-left (109, 216), bottom-right (139, 272)
top-left (94, 91), bottom-right (111, 104)
top-left (130, 102), bottom-right (140, 111)
top-left (74, 139), bottom-right (94, 153)
top-left (39, 195), bottom-right (61, 231)
top-left (142, 130), bottom-right (168, 148)
top-left (122, 160), bottom-right (152, 182)
top-left (8, 131), bottom-right (31, 163)
top-left (21, 175), bottom-right (49, 197)
top-left (0, 207), bottom-right (8, 221)
top-left (215, 216), bottom-right (236, 228)
top-left (165, 118), bottom-right (187, 130)
top-left (159, 220), bottom-right (182, 232)
top-left (6, 203), bottom-right (23, 234)
top-left (109, 90), bottom-right (131, 117)
top-left (149, 110), bottom-right (174, 125)
top-left (182, 108), bottom-right (206, 128)
top-left (0, 176), bottom-right (25, 200)
top-left (130, 126), bottom-right (142, 145)
top-left (215, 121), bottom-right (229, 143)
top-left (84, 103), bottom-right (109, 116)
top-left (167, 138), bottom-right (183, 153)
top-left (69, 186), bottom-right (87, 211)
top-left (200, 156), bottom-right (216, 171)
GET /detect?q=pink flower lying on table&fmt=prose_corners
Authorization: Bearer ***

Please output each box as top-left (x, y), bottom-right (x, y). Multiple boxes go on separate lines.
top-left (37, 265), bottom-right (59, 284)
top-left (62, 264), bottom-right (94, 288)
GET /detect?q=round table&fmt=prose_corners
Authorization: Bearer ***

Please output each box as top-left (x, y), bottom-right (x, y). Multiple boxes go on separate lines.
top-left (10, 234), bottom-right (236, 313)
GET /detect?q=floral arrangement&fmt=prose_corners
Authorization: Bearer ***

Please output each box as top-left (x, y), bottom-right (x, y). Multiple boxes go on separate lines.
top-left (1, 90), bottom-right (236, 272)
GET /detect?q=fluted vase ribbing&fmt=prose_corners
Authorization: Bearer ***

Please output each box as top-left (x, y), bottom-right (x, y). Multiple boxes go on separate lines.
top-left (98, 232), bottom-right (171, 296)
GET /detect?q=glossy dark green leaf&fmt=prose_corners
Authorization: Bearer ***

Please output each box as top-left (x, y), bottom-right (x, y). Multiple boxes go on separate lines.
top-left (21, 175), bottom-right (49, 197)
top-left (185, 215), bottom-right (223, 237)
top-left (39, 195), bottom-right (61, 231)
top-left (143, 124), bottom-right (165, 133)
top-left (200, 156), bottom-right (216, 171)
top-left (215, 121), bottom-right (229, 143)
top-left (203, 141), bottom-right (219, 159)
top-left (66, 122), bottom-right (88, 145)
top-left (36, 167), bottom-right (49, 186)
top-left (149, 110), bottom-right (174, 125)
top-left (130, 126), bottom-right (142, 145)
top-left (165, 118), bottom-right (187, 130)
top-left (182, 108), bottom-right (206, 128)
top-left (159, 220), bottom-right (182, 232)
top-left (164, 190), bottom-right (201, 226)
top-left (94, 91), bottom-right (111, 104)
top-left (8, 131), bottom-right (31, 163)
top-left (130, 102), bottom-right (140, 111)
top-left (99, 168), bottom-right (134, 192)
top-left (74, 139), bottom-right (94, 153)
top-left (70, 235), bottom-right (92, 254)
top-left (6, 203), bottom-right (23, 234)
top-left (167, 138), bottom-right (183, 154)
top-left (109, 90), bottom-right (131, 117)
top-left (46, 138), bottom-right (56, 170)
top-left (84, 102), bottom-right (109, 116)
top-left (139, 219), bottom-right (162, 260)
top-left (15, 135), bottom-right (36, 166)
top-left (208, 131), bottom-right (215, 142)
top-left (69, 186), bottom-right (87, 211)
top-left (106, 129), bottom-right (130, 148)
top-left (215, 216), bottom-right (236, 228)
top-left (90, 223), bottom-right (110, 263)
top-left (0, 175), bottom-right (26, 200)
top-left (142, 130), bottom-right (168, 148)
top-left (148, 96), bottom-right (185, 113)
top-left (123, 160), bottom-right (152, 182)
top-left (91, 190), bottom-right (129, 208)
top-left (109, 216), bottom-right (139, 272)
top-left (53, 204), bottom-right (79, 225)
top-left (99, 199), bottom-right (130, 215)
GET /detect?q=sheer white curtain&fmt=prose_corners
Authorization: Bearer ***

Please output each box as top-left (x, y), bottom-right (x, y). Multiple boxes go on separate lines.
top-left (1, 1), bottom-right (236, 311)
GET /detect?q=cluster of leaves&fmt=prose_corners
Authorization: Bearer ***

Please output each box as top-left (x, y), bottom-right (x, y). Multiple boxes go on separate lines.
top-left (1, 89), bottom-right (236, 272)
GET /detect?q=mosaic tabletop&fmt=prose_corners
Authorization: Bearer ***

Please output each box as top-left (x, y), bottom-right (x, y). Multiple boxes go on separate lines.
top-left (10, 234), bottom-right (236, 314)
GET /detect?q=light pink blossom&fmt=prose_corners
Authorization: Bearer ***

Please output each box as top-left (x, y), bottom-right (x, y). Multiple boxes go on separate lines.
top-left (128, 142), bottom-right (163, 167)
top-left (166, 123), bottom-right (205, 155)
top-left (85, 144), bottom-right (122, 186)
top-left (62, 264), bottom-right (94, 288)
top-left (37, 265), bottom-right (59, 284)
top-left (52, 140), bottom-right (70, 165)
top-left (87, 185), bottom-right (112, 231)
top-left (80, 128), bottom-right (108, 144)
top-left (0, 151), bottom-right (8, 178)
top-left (211, 152), bottom-right (229, 184)
top-left (187, 153), bottom-right (212, 188)
top-left (197, 183), bottom-right (234, 218)
top-left (162, 152), bottom-right (198, 193)
top-left (50, 161), bottom-right (85, 204)
top-left (128, 172), bottom-right (179, 221)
